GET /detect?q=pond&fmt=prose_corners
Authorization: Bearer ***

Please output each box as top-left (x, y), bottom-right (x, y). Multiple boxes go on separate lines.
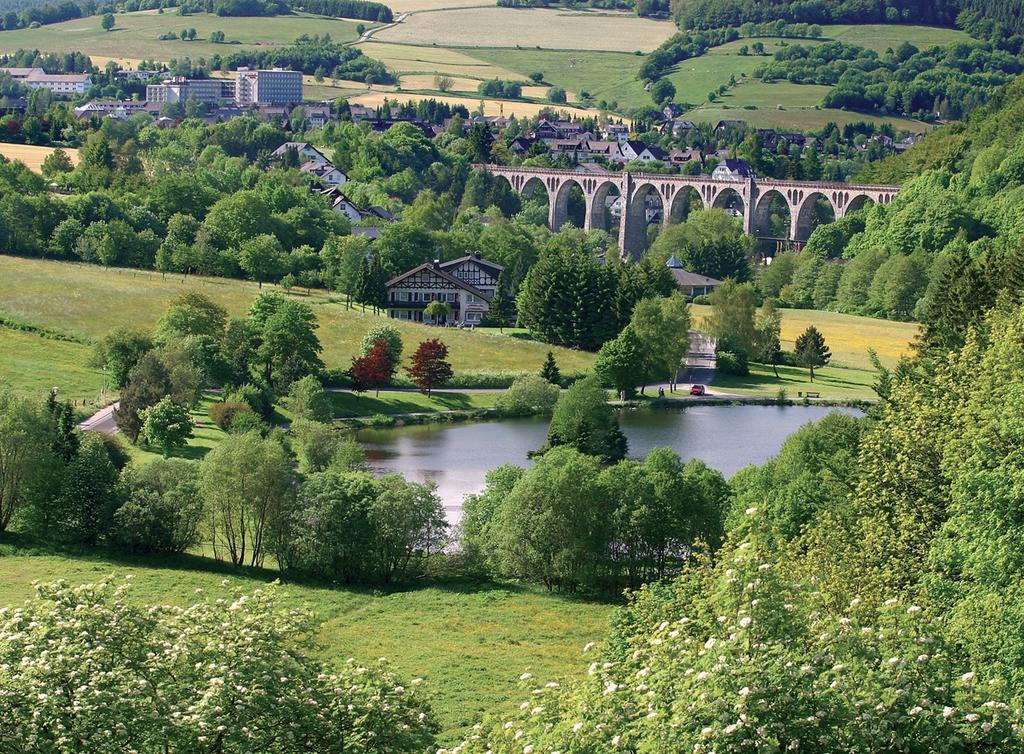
top-left (355, 405), bottom-right (862, 521)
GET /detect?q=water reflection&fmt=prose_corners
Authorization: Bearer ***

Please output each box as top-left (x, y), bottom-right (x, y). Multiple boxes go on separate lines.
top-left (355, 405), bottom-right (861, 519)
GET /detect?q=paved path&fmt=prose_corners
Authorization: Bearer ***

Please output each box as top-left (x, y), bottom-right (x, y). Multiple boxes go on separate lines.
top-left (78, 401), bottom-right (119, 435)
top-left (355, 12), bottom-right (408, 43)
top-left (677, 331), bottom-right (716, 385)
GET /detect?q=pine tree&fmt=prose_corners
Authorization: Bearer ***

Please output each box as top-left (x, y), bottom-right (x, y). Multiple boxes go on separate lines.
top-left (369, 254), bottom-right (389, 314)
top-left (540, 351), bottom-right (561, 386)
top-left (354, 255), bottom-right (370, 310)
top-left (794, 325), bottom-right (831, 383)
top-left (489, 270), bottom-right (514, 331)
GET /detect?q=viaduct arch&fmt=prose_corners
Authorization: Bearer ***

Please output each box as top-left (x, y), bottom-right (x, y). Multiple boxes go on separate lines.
top-left (483, 165), bottom-right (899, 260)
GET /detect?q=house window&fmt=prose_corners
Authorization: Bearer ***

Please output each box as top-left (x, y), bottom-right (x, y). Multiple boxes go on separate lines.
top-left (465, 312), bottom-right (482, 323)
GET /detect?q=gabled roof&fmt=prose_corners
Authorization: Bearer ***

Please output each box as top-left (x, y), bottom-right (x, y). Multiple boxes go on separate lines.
top-left (439, 253), bottom-right (504, 276)
top-left (720, 158), bottom-right (754, 176)
top-left (666, 255), bottom-right (684, 269)
top-left (271, 141), bottom-right (329, 162)
top-left (386, 262), bottom-right (492, 302)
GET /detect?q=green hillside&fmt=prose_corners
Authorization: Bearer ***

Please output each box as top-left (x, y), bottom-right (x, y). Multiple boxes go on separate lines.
top-left (0, 540), bottom-right (614, 745)
top-left (0, 256), bottom-right (598, 405)
top-left (0, 10), bottom-right (367, 62)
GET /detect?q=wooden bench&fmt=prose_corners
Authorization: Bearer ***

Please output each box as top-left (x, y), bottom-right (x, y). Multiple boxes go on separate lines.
top-left (799, 391), bottom-right (821, 399)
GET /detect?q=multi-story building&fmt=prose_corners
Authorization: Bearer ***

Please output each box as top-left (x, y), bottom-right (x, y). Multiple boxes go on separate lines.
top-left (385, 256), bottom-right (501, 325)
top-left (0, 67), bottom-right (91, 95)
top-left (234, 68), bottom-right (302, 106)
top-left (146, 77), bottom-right (234, 105)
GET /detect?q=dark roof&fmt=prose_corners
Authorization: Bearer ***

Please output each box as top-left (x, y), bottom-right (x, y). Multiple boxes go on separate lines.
top-left (669, 268), bottom-right (723, 288)
top-left (439, 253), bottom-right (504, 276)
top-left (722, 158), bottom-right (754, 176)
top-left (386, 262), bottom-right (492, 302)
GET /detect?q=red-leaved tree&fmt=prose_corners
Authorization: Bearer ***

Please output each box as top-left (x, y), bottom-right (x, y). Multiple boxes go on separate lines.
top-left (350, 339), bottom-right (395, 396)
top-left (407, 338), bottom-right (453, 397)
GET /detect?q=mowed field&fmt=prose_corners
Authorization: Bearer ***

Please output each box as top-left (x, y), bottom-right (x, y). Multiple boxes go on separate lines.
top-left (0, 256), bottom-right (598, 402)
top-left (686, 81), bottom-right (932, 132)
top-left (0, 10), bottom-right (367, 61)
top-left (363, 21), bottom-right (964, 120)
top-left (0, 546), bottom-right (615, 745)
top-left (0, 143), bottom-right (79, 173)
top-left (373, 7), bottom-right (675, 52)
top-left (690, 303), bottom-right (917, 400)
top-left (822, 23), bottom-right (970, 53)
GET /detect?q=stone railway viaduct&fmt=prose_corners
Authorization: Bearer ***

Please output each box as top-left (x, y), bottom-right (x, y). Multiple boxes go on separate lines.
top-left (478, 165), bottom-right (900, 259)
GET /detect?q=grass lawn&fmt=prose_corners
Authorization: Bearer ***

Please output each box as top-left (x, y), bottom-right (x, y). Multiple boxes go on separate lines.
top-left (821, 23), bottom-right (970, 53)
top-left (359, 40), bottom-right (530, 80)
top-left (0, 328), bottom-right (107, 406)
top-left (686, 79), bottom-right (931, 132)
top-left (374, 7), bottom-right (674, 52)
top-left (0, 543), bottom-right (615, 745)
top-left (0, 10), bottom-right (366, 61)
top-left (0, 257), bottom-right (597, 400)
top-left (0, 144), bottom-right (79, 173)
top-left (329, 389), bottom-right (499, 417)
top-left (691, 304), bottom-right (917, 371)
top-left (470, 47), bottom-right (646, 108)
top-left (710, 362), bottom-right (876, 401)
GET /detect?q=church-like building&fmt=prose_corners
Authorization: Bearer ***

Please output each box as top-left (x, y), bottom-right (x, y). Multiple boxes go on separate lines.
top-left (385, 253), bottom-right (503, 325)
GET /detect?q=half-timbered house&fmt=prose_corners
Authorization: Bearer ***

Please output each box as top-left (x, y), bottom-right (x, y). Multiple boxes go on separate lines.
top-left (385, 258), bottom-right (496, 325)
top-left (439, 253), bottom-right (503, 298)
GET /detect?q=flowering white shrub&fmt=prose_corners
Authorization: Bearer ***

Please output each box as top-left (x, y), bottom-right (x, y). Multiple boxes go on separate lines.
top-left (453, 517), bottom-right (1024, 753)
top-left (0, 578), bottom-right (437, 753)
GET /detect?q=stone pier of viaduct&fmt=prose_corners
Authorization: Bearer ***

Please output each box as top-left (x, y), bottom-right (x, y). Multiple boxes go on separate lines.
top-left (477, 164), bottom-right (899, 259)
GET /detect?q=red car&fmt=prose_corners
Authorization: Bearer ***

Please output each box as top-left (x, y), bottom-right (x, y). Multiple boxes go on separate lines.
top-left (690, 384), bottom-right (706, 396)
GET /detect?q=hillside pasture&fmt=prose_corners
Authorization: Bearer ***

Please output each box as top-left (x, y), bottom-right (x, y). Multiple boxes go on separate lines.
top-left (0, 547), bottom-right (614, 745)
top-left (0, 256), bottom-right (598, 399)
top-left (469, 47), bottom-right (647, 108)
top-left (821, 23), bottom-right (970, 53)
top-left (358, 40), bottom-right (525, 80)
top-left (373, 7), bottom-right (675, 52)
top-left (0, 10), bottom-right (367, 61)
top-left (691, 303), bottom-right (917, 370)
top-left (0, 143), bottom-right (79, 173)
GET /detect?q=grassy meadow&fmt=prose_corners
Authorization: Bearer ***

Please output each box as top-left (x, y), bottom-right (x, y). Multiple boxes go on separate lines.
top-left (690, 304), bottom-right (918, 401)
top-left (0, 10), bottom-right (367, 61)
top-left (0, 256), bottom-right (597, 402)
top-left (821, 23), bottom-right (969, 53)
top-left (0, 541), bottom-right (615, 745)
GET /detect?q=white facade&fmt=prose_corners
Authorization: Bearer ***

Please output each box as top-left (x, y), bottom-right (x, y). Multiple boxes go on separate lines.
top-left (386, 262), bottom-right (493, 325)
top-left (0, 68), bottom-right (91, 95)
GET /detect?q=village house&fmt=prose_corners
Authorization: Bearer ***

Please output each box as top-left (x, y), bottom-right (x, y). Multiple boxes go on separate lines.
top-left (509, 136), bottom-right (538, 155)
top-left (712, 158), bottom-right (755, 180)
top-left (714, 119), bottom-right (746, 136)
top-left (300, 161), bottom-right (347, 186)
top-left (272, 141), bottom-right (331, 165)
top-left (669, 148), bottom-right (702, 166)
top-left (666, 256), bottom-right (722, 299)
top-left (582, 140), bottom-right (622, 162)
top-left (619, 141), bottom-right (668, 163)
top-left (386, 256), bottom-right (500, 325)
top-left (603, 123), bottom-right (629, 142)
top-left (661, 119), bottom-right (698, 138)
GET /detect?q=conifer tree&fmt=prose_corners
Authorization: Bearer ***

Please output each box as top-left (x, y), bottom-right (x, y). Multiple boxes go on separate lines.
top-left (794, 325), bottom-right (831, 383)
top-left (540, 351), bottom-right (561, 386)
